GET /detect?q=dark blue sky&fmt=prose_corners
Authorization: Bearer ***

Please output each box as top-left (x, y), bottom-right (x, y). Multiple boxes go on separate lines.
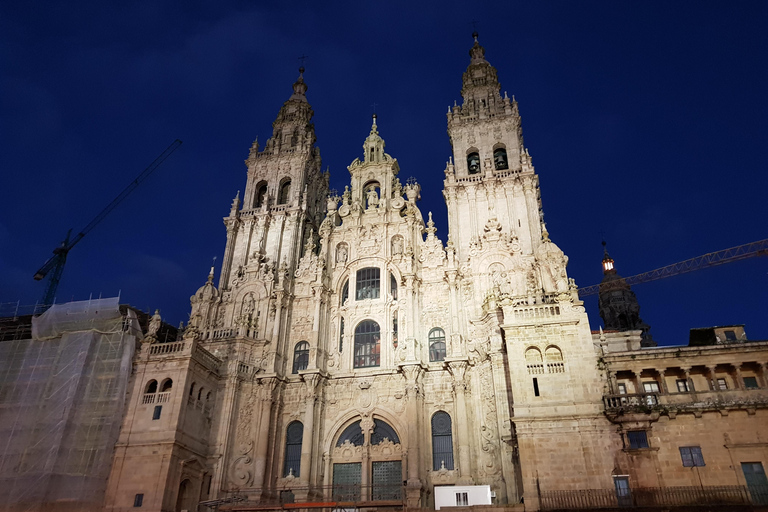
top-left (2, 1), bottom-right (766, 345)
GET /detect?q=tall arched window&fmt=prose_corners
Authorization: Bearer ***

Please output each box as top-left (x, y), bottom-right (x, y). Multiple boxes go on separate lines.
top-left (354, 320), bottom-right (380, 368)
top-left (341, 279), bottom-right (349, 305)
top-left (356, 267), bottom-right (380, 300)
top-left (338, 318), bottom-right (345, 353)
top-left (292, 341), bottom-right (310, 374)
top-left (145, 380), bottom-right (158, 394)
top-left (493, 148), bottom-right (509, 170)
top-left (283, 421), bottom-right (304, 476)
top-left (278, 180), bottom-right (291, 205)
top-left (429, 328), bottom-right (446, 362)
top-left (160, 378), bottom-right (173, 392)
top-left (431, 412), bottom-right (454, 470)
top-left (336, 420), bottom-right (364, 446)
top-left (390, 273), bottom-right (398, 300)
top-left (255, 183), bottom-right (268, 208)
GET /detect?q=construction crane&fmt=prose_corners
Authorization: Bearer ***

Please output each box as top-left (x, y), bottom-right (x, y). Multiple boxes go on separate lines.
top-left (33, 139), bottom-right (183, 308)
top-left (578, 238), bottom-right (768, 298)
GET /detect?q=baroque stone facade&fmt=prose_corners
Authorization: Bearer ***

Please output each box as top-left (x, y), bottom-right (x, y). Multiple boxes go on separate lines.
top-left (99, 36), bottom-right (768, 512)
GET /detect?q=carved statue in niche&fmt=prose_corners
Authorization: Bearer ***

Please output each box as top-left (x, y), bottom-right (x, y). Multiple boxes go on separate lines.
top-left (336, 243), bottom-right (348, 265)
top-left (366, 185), bottom-right (379, 209)
top-left (392, 236), bottom-right (404, 256)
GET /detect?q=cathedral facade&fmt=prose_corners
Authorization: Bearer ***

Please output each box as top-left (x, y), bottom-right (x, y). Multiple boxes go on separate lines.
top-left (99, 36), bottom-right (768, 512)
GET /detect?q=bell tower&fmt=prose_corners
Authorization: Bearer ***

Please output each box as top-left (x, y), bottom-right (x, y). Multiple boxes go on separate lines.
top-left (443, 33), bottom-right (541, 263)
top-left (218, 68), bottom-right (328, 292)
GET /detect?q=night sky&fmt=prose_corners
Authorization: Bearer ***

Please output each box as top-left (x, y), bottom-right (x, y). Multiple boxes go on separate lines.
top-left (2, 1), bottom-right (766, 345)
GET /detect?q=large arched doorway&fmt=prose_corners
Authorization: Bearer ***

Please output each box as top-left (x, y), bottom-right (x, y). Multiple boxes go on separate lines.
top-left (331, 417), bottom-right (402, 502)
top-left (176, 479), bottom-right (193, 512)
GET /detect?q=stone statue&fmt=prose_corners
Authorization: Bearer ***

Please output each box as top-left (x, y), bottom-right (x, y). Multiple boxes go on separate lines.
top-left (392, 236), bottom-right (403, 256)
top-left (366, 185), bottom-right (379, 208)
top-left (336, 243), bottom-right (348, 264)
top-left (147, 310), bottom-right (161, 338)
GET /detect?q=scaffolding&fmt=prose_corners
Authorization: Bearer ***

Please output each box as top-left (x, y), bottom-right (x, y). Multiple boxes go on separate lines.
top-left (0, 297), bottom-right (140, 512)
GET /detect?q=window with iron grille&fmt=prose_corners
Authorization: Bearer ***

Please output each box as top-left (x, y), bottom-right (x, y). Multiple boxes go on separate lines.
top-left (356, 268), bottom-right (380, 300)
top-left (431, 411), bottom-right (454, 470)
top-left (680, 446), bottom-right (705, 467)
top-left (292, 341), bottom-right (309, 374)
top-left (627, 430), bottom-right (649, 449)
top-left (283, 421), bottom-right (303, 477)
top-left (354, 320), bottom-right (380, 368)
top-left (429, 328), bottom-right (446, 362)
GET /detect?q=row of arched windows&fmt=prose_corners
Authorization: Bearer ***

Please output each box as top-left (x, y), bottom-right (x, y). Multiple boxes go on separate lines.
top-left (466, 145), bottom-right (509, 175)
top-left (145, 378), bottom-right (173, 394)
top-left (282, 413), bottom-right (454, 476)
top-left (291, 325), bottom-right (446, 371)
top-left (253, 180), bottom-right (291, 208)
top-left (188, 382), bottom-right (214, 403)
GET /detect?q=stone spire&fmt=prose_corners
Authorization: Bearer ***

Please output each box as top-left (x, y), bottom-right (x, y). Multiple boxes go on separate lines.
top-left (598, 242), bottom-right (655, 346)
top-left (262, 67), bottom-right (316, 155)
top-left (363, 114), bottom-right (386, 164)
top-left (460, 32), bottom-right (504, 116)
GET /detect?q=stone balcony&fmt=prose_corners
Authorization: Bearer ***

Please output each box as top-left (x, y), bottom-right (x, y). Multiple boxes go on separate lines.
top-left (143, 339), bottom-right (222, 375)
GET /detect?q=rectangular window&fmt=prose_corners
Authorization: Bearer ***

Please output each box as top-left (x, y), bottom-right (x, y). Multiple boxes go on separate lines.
top-left (717, 378), bottom-right (728, 390)
top-left (152, 405), bottom-right (162, 420)
top-left (533, 377), bottom-right (540, 397)
top-left (614, 477), bottom-right (631, 507)
top-left (356, 267), bottom-right (380, 300)
top-left (627, 431), bottom-right (649, 449)
top-left (617, 383), bottom-right (627, 394)
top-left (680, 446), bottom-right (705, 467)
top-left (676, 379), bottom-right (690, 392)
top-left (744, 376), bottom-right (759, 389)
top-left (133, 493), bottom-right (144, 507)
top-left (643, 381), bottom-right (660, 393)
top-left (456, 492), bottom-right (469, 506)
top-left (724, 330), bottom-right (737, 341)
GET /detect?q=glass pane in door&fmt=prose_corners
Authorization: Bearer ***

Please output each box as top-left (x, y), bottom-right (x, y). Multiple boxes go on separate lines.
top-left (742, 462), bottom-right (768, 506)
top-left (372, 460), bottom-right (402, 501)
top-left (333, 462), bottom-right (361, 502)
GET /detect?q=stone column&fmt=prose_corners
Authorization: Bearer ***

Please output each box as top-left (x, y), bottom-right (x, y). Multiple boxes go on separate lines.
top-left (657, 370), bottom-right (669, 394)
top-left (734, 364), bottom-right (744, 389)
top-left (322, 452), bottom-right (331, 500)
top-left (448, 361), bottom-right (474, 485)
top-left (759, 363), bottom-right (768, 388)
top-left (360, 416), bottom-right (374, 502)
top-left (682, 368), bottom-right (692, 392)
top-left (299, 374), bottom-right (320, 490)
top-left (446, 271), bottom-right (460, 357)
top-left (209, 375), bottom-right (241, 499)
top-left (490, 352), bottom-right (518, 503)
top-left (608, 371), bottom-right (618, 394)
top-left (253, 378), bottom-right (277, 493)
top-left (522, 177), bottom-right (540, 249)
top-left (707, 366), bottom-right (718, 390)
top-left (633, 371), bottom-right (643, 394)
top-left (401, 365), bottom-right (423, 506)
top-left (403, 276), bottom-right (416, 361)
top-left (271, 292), bottom-right (284, 344)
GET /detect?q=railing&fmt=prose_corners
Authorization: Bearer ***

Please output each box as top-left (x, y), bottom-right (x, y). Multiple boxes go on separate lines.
top-left (149, 341), bottom-right (187, 355)
top-left (455, 174), bottom-right (483, 183)
top-left (143, 391), bottom-right (172, 405)
top-left (156, 391), bottom-right (171, 403)
top-left (513, 304), bottom-right (561, 320)
top-left (547, 362), bottom-right (565, 373)
top-left (604, 392), bottom-right (660, 410)
top-left (527, 363), bottom-right (545, 375)
top-left (540, 485), bottom-right (758, 509)
top-left (192, 344), bottom-right (222, 372)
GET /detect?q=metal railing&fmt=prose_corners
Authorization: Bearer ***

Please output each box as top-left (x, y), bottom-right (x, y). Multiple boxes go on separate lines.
top-left (540, 485), bottom-right (763, 509)
top-left (604, 392), bottom-right (660, 410)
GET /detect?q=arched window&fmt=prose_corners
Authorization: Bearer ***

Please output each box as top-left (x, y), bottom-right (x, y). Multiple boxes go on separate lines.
top-left (341, 279), bottom-right (349, 305)
top-left (339, 317), bottom-right (345, 353)
top-left (390, 273), bottom-right (398, 300)
top-left (429, 328), bottom-right (446, 362)
top-left (525, 347), bottom-right (543, 363)
top-left (371, 419), bottom-right (400, 445)
top-left (354, 320), bottom-right (380, 368)
top-left (189, 382), bottom-right (196, 397)
top-left (292, 341), bottom-right (310, 374)
top-left (255, 183), bottom-right (268, 208)
top-left (467, 151), bottom-right (480, 174)
top-left (431, 412), bottom-right (454, 470)
top-left (145, 380), bottom-right (158, 394)
top-left (160, 379), bottom-right (173, 392)
top-left (493, 148), bottom-right (508, 170)
top-left (198, 387), bottom-right (204, 401)
top-left (336, 420), bottom-right (364, 446)
top-left (278, 180), bottom-right (291, 205)
top-left (283, 421), bottom-right (303, 477)
top-left (392, 312), bottom-right (398, 346)
top-left (206, 391), bottom-right (212, 403)
top-left (356, 267), bottom-right (380, 300)
top-left (545, 346), bottom-right (563, 361)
